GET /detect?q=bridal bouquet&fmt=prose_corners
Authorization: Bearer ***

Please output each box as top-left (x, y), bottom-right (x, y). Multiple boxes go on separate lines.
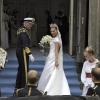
top-left (39, 35), bottom-right (52, 48)
top-left (0, 48), bottom-right (7, 70)
top-left (39, 35), bottom-right (52, 55)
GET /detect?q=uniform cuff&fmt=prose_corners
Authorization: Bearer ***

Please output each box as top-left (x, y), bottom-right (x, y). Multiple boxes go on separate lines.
top-left (25, 47), bottom-right (32, 55)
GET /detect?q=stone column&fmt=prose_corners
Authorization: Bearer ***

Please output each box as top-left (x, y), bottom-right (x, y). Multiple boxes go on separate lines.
top-left (0, 0), bottom-right (3, 45)
top-left (76, 0), bottom-right (87, 63)
top-left (88, 0), bottom-right (100, 59)
top-left (69, 0), bottom-right (74, 55)
top-left (75, 0), bottom-right (87, 75)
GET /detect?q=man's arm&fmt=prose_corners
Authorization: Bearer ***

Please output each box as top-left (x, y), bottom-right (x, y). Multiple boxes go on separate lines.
top-left (20, 32), bottom-right (34, 62)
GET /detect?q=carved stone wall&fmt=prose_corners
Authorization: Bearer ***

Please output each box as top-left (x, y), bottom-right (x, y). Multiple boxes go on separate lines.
top-left (88, 0), bottom-right (100, 59)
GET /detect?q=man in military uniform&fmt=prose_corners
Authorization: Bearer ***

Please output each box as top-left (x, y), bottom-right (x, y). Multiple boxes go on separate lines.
top-left (87, 62), bottom-right (100, 96)
top-left (15, 70), bottom-right (43, 96)
top-left (15, 18), bottom-right (35, 90)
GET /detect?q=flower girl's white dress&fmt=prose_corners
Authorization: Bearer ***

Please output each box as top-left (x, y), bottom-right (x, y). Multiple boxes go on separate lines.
top-left (37, 34), bottom-right (71, 95)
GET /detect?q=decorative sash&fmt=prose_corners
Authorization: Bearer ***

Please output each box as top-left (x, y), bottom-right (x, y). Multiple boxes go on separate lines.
top-left (86, 73), bottom-right (92, 78)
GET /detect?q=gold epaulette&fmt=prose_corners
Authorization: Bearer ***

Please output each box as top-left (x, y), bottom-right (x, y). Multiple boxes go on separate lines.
top-left (17, 28), bottom-right (27, 35)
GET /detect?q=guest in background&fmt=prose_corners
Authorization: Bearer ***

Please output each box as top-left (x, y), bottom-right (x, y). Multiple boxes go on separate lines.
top-left (87, 62), bottom-right (100, 96)
top-left (15, 70), bottom-right (42, 96)
top-left (1, 8), bottom-right (9, 49)
top-left (45, 10), bottom-right (53, 34)
top-left (55, 10), bottom-right (68, 46)
top-left (10, 10), bottom-right (18, 45)
top-left (81, 47), bottom-right (99, 96)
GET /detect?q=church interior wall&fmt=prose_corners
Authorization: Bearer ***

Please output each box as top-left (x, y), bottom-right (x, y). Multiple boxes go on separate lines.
top-left (3, 0), bottom-right (70, 48)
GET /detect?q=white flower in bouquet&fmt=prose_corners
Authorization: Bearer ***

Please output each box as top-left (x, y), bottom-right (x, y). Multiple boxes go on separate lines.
top-left (0, 48), bottom-right (7, 69)
top-left (39, 35), bottom-right (52, 48)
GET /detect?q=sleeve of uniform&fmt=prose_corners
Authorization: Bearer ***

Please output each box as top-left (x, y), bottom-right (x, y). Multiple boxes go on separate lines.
top-left (20, 32), bottom-right (32, 55)
top-left (81, 63), bottom-right (86, 84)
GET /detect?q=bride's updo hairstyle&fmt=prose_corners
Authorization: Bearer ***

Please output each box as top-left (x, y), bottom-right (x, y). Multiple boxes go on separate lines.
top-left (50, 23), bottom-right (61, 39)
top-left (50, 23), bottom-right (59, 31)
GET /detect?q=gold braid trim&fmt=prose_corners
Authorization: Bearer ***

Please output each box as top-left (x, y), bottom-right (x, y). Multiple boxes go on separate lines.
top-left (94, 82), bottom-right (100, 84)
top-left (28, 87), bottom-right (32, 96)
top-left (17, 28), bottom-right (27, 35)
top-left (25, 47), bottom-right (31, 54)
top-left (15, 88), bottom-right (22, 96)
top-left (92, 85), bottom-right (98, 96)
top-left (23, 49), bottom-right (28, 84)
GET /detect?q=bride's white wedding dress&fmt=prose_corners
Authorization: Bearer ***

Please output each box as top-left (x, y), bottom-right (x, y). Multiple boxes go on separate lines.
top-left (37, 31), bottom-right (71, 95)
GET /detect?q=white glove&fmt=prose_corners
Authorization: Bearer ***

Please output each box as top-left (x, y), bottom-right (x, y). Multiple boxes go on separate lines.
top-left (29, 54), bottom-right (35, 62)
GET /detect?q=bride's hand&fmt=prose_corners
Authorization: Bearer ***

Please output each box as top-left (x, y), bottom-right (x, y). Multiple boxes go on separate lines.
top-left (55, 61), bottom-right (59, 68)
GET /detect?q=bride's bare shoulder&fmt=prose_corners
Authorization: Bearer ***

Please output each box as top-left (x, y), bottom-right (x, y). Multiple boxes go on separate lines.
top-left (53, 37), bottom-right (60, 43)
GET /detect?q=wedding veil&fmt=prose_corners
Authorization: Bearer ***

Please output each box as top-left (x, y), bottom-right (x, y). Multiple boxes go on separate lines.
top-left (50, 23), bottom-right (63, 67)
top-left (44, 23), bottom-right (64, 94)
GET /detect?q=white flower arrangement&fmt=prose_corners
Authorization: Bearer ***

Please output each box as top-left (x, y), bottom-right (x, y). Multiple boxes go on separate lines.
top-left (0, 48), bottom-right (7, 70)
top-left (39, 35), bottom-right (52, 48)
top-left (39, 35), bottom-right (52, 55)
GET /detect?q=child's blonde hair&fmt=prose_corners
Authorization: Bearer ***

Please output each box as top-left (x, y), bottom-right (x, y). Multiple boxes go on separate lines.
top-left (84, 46), bottom-right (95, 55)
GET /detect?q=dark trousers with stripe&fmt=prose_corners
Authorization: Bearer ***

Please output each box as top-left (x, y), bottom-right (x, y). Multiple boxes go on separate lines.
top-left (15, 48), bottom-right (29, 89)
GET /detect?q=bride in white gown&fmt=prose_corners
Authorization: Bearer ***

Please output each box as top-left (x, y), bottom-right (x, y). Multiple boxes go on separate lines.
top-left (37, 23), bottom-right (71, 95)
